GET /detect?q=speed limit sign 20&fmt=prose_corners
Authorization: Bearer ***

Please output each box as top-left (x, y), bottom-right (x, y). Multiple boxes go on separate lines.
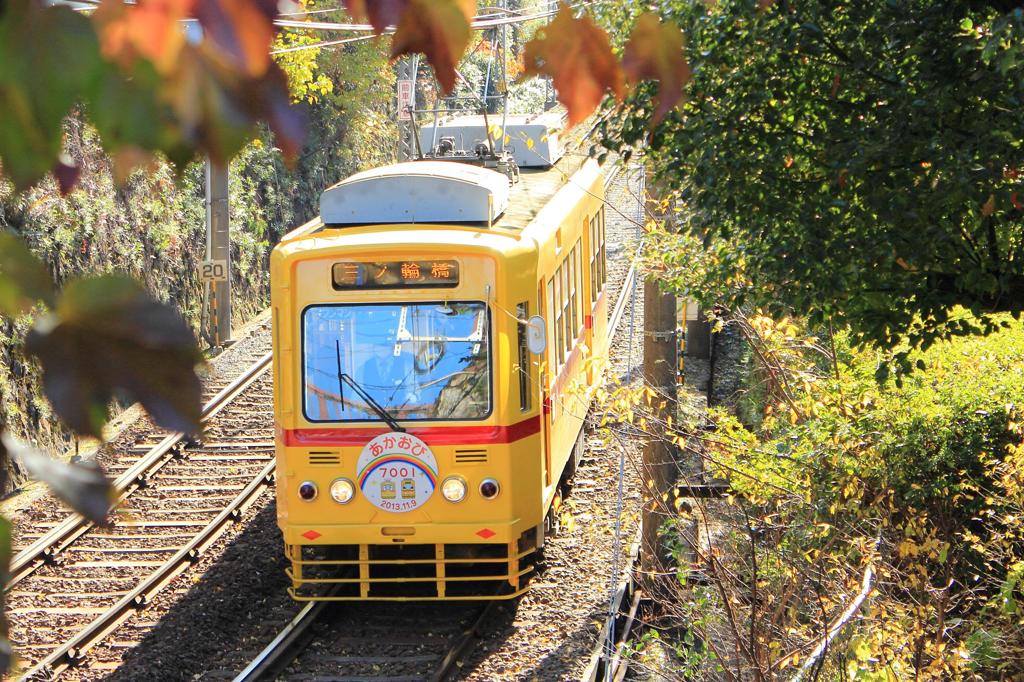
top-left (200, 260), bottom-right (228, 283)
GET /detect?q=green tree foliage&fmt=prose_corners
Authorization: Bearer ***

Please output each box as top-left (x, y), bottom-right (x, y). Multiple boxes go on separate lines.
top-left (611, 1), bottom-right (1024, 363)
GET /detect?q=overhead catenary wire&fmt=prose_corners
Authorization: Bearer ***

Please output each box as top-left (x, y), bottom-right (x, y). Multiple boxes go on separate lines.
top-left (70, 2), bottom-right (593, 58)
top-left (271, 33), bottom-right (378, 55)
top-left (272, 5), bottom-right (575, 33)
top-left (268, 4), bottom-right (582, 56)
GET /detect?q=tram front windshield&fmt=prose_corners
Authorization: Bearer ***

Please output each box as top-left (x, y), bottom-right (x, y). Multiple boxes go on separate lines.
top-left (302, 302), bottom-right (490, 422)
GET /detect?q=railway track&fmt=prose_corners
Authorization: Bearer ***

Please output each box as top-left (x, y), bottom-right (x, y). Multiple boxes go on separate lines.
top-left (7, 333), bottom-right (279, 679)
top-left (235, 601), bottom-right (498, 682)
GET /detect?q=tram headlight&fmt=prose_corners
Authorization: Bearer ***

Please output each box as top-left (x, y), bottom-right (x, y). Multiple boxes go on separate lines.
top-left (330, 478), bottom-right (355, 504)
top-left (298, 480), bottom-right (318, 502)
top-left (441, 476), bottom-right (468, 502)
top-left (479, 478), bottom-right (500, 500)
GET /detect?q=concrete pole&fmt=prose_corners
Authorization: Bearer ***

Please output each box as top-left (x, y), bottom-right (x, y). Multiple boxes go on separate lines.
top-left (641, 172), bottom-right (678, 579)
top-left (205, 159), bottom-right (231, 346)
top-left (641, 279), bottom-right (678, 577)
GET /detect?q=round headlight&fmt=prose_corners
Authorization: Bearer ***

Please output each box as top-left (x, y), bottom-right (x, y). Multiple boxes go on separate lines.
top-left (330, 478), bottom-right (355, 504)
top-left (479, 478), bottom-right (500, 499)
top-left (441, 476), bottom-right (468, 502)
top-left (298, 480), bottom-right (318, 502)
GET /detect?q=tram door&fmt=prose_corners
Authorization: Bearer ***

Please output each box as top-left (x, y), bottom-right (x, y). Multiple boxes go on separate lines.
top-left (539, 279), bottom-right (551, 487)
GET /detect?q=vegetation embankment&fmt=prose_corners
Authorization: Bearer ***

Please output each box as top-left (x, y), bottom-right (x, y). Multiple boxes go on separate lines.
top-left (619, 312), bottom-right (1024, 680)
top-left (631, 144), bottom-right (1024, 677)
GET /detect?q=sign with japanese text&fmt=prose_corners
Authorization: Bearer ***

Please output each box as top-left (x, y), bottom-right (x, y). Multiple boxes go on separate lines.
top-left (332, 260), bottom-right (459, 290)
top-left (397, 79), bottom-right (414, 120)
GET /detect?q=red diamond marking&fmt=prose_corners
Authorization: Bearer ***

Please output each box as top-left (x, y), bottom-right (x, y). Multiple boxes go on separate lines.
top-left (476, 528), bottom-right (496, 539)
top-left (302, 530), bottom-right (322, 541)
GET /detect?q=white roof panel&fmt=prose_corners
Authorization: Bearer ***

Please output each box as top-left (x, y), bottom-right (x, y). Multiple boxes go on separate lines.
top-left (320, 161), bottom-right (510, 225)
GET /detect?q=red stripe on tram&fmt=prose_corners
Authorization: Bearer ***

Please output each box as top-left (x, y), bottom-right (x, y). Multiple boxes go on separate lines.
top-left (283, 416), bottom-right (542, 447)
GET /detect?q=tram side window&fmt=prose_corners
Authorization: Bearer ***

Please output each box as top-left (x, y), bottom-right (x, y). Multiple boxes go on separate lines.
top-left (573, 240), bottom-right (581, 329)
top-left (552, 273), bottom-right (563, 370)
top-left (561, 261), bottom-right (571, 358)
top-left (517, 301), bottom-right (531, 412)
top-left (589, 216), bottom-right (598, 304)
top-left (547, 277), bottom-right (556, 369)
top-left (599, 205), bottom-right (607, 288)
top-left (569, 243), bottom-right (579, 336)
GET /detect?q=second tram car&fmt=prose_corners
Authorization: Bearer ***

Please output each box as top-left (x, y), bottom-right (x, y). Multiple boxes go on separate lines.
top-left (271, 144), bottom-right (609, 600)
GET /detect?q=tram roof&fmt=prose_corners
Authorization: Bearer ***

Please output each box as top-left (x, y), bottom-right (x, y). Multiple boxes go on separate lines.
top-left (493, 150), bottom-right (592, 233)
top-left (320, 161), bottom-right (511, 225)
top-left (319, 150), bottom-right (591, 226)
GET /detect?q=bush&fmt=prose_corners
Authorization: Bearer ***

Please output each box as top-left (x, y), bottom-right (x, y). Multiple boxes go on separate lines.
top-left (680, 313), bottom-right (1024, 679)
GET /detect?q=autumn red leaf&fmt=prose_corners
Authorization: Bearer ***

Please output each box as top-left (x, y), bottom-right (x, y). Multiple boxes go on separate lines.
top-left (342, 0), bottom-right (410, 33)
top-left (94, 0), bottom-right (191, 75)
top-left (522, 4), bottom-right (623, 127)
top-left (53, 159), bottom-right (81, 195)
top-left (163, 43), bottom-right (304, 165)
top-left (621, 12), bottom-right (690, 124)
top-left (193, 0), bottom-right (278, 77)
top-left (389, 0), bottom-right (474, 94)
top-left (92, 0), bottom-right (303, 171)
top-left (344, 0), bottom-right (472, 93)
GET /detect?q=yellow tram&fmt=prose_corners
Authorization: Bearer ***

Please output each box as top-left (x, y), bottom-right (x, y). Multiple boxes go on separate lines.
top-left (270, 134), bottom-right (609, 600)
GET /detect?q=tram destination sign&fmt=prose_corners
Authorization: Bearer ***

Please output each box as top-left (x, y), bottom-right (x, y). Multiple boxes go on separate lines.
top-left (332, 260), bottom-right (460, 290)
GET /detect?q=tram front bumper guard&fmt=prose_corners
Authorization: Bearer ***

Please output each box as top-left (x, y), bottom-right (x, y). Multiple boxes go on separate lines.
top-left (285, 534), bottom-right (539, 601)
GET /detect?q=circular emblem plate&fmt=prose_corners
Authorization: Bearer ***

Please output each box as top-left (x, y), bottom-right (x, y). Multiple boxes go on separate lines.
top-left (356, 432), bottom-right (438, 513)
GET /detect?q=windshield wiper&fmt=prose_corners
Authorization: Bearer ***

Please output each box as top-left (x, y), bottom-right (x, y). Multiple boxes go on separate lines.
top-left (338, 371), bottom-right (406, 433)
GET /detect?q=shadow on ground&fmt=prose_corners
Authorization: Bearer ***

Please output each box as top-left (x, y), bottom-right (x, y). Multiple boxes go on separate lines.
top-left (95, 499), bottom-right (518, 681)
top-left (100, 501), bottom-right (293, 681)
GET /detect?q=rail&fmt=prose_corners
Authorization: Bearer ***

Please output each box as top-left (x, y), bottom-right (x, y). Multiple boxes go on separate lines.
top-left (9, 352), bottom-right (272, 588)
top-left (22, 460), bottom-right (276, 680)
top-left (580, 161), bottom-right (643, 682)
top-left (233, 599), bottom-right (498, 682)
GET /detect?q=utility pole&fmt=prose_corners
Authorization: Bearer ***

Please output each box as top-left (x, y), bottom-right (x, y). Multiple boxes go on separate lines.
top-left (204, 159), bottom-right (231, 347)
top-left (641, 173), bottom-right (678, 579)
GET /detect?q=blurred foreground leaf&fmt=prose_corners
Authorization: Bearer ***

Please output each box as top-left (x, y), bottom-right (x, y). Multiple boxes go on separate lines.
top-left (93, 0), bottom-right (305, 170)
top-left (0, 0), bottom-right (101, 190)
top-left (1, 433), bottom-right (111, 525)
top-left (621, 13), bottom-right (690, 124)
top-left (26, 276), bottom-right (203, 438)
top-left (522, 4), bottom-right (622, 126)
top-left (342, 0), bottom-right (408, 32)
top-left (0, 233), bottom-right (56, 314)
top-left (193, 0), bottom-right (279, 78)
top-left (343, 0), bottom-right (473, 94)
top-left (388, 0), bottom-right (473, 94)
